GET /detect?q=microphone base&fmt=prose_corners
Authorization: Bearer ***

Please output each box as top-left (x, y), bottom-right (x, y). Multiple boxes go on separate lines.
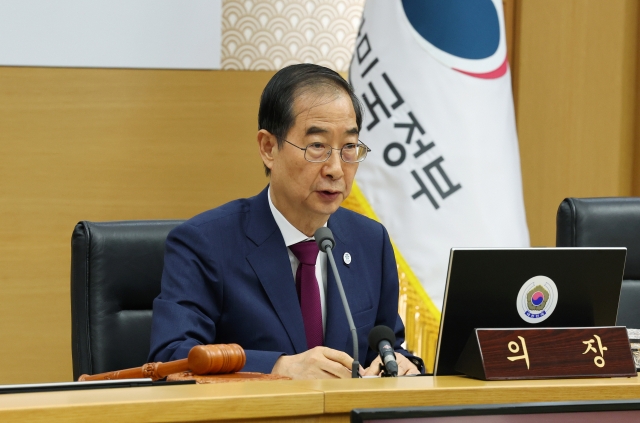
top-left (378, 363), bottom-right (398, 377)
top-left (352, 360), bottom-right (361, 378)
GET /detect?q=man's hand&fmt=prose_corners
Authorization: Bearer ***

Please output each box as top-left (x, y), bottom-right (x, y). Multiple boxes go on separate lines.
top-left (362, 353), bottom-right (420, 376)
top-left (271, 346), bottom-right (358, 379)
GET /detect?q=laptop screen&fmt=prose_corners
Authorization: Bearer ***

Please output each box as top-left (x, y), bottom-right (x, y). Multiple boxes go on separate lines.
top-left (434, 248), bottom-right (626, 375)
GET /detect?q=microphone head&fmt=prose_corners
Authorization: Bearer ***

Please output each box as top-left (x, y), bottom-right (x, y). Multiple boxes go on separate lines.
top-left (314, 227), bottom-right (335, 252)
top-left (368, 325), bottom-right (396, 351)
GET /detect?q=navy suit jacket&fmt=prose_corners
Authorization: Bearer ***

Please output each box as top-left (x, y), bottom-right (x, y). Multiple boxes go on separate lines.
top-left (149, 187), bottom-right (420, 373)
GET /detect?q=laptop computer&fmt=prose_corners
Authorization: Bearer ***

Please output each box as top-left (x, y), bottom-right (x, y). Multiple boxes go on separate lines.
top-left (434, 248), bottom-right (627, 376)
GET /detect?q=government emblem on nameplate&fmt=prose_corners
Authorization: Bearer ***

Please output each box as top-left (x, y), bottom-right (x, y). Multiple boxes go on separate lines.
top-left (516, 276), bottom-right (558, 324)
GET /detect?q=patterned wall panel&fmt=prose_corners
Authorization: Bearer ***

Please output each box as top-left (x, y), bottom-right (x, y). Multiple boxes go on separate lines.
top-left (221, 0), bottom-right (364, 71)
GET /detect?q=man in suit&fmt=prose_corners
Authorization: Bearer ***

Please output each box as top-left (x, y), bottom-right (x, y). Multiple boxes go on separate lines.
top-left (149, 64), bottom-right (422, 378)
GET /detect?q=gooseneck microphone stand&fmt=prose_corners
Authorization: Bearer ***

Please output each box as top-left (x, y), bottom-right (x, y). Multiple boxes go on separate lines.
top-left (315, 227), bottom-right (360, 378)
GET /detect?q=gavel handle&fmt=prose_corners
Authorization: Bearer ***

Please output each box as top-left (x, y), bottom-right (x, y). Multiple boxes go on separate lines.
top-left (78, 358), bottom-right (189, 381)
top-left (78, 344), bottom-right (246, 381)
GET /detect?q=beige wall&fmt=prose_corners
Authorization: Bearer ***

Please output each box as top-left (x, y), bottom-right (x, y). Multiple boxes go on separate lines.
top-left (635, 2), bottom-right (640, 197)
top-left (0, 68), bottom-right (274, 383)
top-left (514, 0), bottom-right (639, 246)
top-left (1, 0), bottom-right (640, 383)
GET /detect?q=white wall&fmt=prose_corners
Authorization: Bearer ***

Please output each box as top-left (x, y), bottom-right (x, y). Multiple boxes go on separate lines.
top-left (0, 0), bottom-right (221, 69)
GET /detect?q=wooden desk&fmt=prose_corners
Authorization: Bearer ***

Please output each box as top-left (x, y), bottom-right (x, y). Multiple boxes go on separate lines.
top-left (0, 381), bottom-right (323, 423)
top-left (1, 376), bottom-right (640, 422)
top-left (304, 375), bottom-right (640, 415)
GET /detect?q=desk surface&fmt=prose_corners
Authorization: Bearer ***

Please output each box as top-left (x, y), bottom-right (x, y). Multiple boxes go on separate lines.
top-left (2, 376), bottom-right (640, 422)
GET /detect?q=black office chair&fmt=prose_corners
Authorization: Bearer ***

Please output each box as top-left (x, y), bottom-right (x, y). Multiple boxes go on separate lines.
top-left (70, 220), bottom-right (184, 380)
top-left (556, 197), bottom-right (640, 328)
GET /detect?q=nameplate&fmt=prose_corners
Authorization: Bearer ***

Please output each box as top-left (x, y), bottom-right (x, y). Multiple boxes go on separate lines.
top-left (454, 327), bottom-right (637, 380)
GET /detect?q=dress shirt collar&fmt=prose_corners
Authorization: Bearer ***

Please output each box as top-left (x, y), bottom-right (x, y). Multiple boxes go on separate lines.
top-left (268, 186), bottom-right (326, 247)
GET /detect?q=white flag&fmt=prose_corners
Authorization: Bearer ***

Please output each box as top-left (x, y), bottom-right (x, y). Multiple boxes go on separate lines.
top-left (347, 0), bottom-right (529, 311)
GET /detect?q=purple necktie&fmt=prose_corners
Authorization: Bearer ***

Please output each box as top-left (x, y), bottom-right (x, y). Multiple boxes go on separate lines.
top-left (289, 240), bottom-right (323, 349)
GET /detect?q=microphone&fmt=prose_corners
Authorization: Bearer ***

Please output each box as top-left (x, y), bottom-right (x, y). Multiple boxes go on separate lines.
top-left (314, 227), bottom-right (360, 378)
top-left (368, 325), bottom-right (398, 377)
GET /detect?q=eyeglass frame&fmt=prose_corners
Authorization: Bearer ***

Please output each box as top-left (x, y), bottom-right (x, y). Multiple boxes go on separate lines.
top-left (281, 138), bottom-right (372, 163)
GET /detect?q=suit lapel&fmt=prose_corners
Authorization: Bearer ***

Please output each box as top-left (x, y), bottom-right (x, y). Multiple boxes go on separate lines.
top-left (323, 214), bottom-right (357, 358)
top-left (245, 188), bottom-right (308, 354)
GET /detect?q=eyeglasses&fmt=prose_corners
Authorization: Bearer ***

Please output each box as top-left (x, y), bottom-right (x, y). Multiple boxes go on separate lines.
top-left (282, 139), bottom-right (372, 163)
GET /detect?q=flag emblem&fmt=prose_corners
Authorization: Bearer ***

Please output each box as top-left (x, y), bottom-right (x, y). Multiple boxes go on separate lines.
top-left (400, 0), bottom-right (507, 79)
top-left (527, 286), bottom-right (549, 311)
top-left (530, 291), bottom-right (545, 306)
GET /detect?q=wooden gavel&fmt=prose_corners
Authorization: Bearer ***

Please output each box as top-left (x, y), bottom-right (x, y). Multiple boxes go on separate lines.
top-left (78, 343), bottom-right (246, 381)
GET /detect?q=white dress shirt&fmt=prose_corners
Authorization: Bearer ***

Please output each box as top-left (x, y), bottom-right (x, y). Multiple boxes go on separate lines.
top-left (268, 187), bottom-right (327, 334)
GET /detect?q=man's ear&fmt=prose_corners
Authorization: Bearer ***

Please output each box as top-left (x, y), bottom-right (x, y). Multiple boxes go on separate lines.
top-left (257, 129), bottom-right (278, 172)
